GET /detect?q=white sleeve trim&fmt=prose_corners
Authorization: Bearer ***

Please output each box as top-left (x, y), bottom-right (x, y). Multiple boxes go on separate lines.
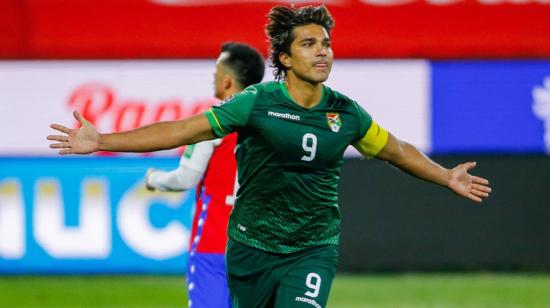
top-left (146, 139), bottom-right (221, 192)
top-left (147, 167), bottom-right (203, 192)
top-left (179, 139), bottom-right (221, 173)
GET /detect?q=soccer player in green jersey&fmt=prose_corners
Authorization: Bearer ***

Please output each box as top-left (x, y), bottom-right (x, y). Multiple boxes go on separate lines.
top-left (48, 5), bottom-right (492, 307)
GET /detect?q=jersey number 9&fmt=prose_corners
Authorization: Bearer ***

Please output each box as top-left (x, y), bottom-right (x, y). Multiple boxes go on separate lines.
top-left (301, 133), bottom-right (317, 162)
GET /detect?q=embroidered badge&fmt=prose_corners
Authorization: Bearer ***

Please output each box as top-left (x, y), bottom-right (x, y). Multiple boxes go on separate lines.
top-left (326, 112), bottom-right (342, 132)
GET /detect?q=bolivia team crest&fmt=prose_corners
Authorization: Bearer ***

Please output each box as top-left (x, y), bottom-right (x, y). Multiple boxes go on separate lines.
top-left (326, 112), bottom-right (342, 132)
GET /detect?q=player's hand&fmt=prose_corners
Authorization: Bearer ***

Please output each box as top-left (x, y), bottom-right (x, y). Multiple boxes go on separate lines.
top-left (47, 111), bottom-right (99, 154)
top-left (447, 161), bottom-right (491, 203)
top-left (145, 168), bottom-right (156, 191)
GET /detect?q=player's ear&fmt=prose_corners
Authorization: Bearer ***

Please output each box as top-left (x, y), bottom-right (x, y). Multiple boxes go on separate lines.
top-left (223, 75), bottom-right (232, 90)
top-left (279, 53), bottom-right (291, 68)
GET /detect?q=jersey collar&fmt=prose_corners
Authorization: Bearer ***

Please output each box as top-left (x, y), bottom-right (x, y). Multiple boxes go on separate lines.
top-left (279, 81), bottom-right (328, 110)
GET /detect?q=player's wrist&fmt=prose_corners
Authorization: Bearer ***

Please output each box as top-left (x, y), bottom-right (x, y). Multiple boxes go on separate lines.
top-left (443, 168), bottom-right (453, 188)
top-left (97, 132), bottom-right (120, 152)
top-left (96, 133), bottom-right (107, 152)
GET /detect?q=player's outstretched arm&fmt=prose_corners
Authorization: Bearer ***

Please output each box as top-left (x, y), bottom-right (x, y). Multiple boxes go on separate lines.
top-left (48, 110), bottom-right (215, 154)
top-left (375, 133), bottom-right (492, 203)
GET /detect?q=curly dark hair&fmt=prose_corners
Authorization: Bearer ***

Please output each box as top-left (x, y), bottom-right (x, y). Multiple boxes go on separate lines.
top-left (266, 5), bottom-right (335, 81)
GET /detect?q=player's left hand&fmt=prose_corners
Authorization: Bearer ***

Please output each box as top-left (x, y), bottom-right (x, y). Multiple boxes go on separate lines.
top-left (448, 161), bottom-right (491, 203)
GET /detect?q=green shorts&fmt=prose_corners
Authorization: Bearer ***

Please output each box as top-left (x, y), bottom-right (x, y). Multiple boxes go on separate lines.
top-left (225, 239), bottom-right (339, 308)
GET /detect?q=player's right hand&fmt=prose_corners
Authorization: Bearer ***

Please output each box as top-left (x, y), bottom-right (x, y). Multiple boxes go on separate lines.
top-left (47, 111), bottom-right (99, 155)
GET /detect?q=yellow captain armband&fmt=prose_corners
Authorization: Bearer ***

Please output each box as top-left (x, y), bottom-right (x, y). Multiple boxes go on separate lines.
top-left (353, 121), bottom-right (389, 159)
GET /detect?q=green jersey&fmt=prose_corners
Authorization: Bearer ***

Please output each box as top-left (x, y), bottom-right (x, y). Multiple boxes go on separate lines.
top-left (204, 81), bottom-right (386, 253)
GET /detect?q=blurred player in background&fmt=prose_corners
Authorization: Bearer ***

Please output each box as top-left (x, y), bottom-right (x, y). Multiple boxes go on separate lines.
top-left (144, 42), bottom-right (265, 308)
top-left (48, 4), bottom-right (492, 307)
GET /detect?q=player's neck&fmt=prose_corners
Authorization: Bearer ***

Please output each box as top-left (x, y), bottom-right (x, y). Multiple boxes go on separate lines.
top-left (285, 75), bottom-right (323, 109)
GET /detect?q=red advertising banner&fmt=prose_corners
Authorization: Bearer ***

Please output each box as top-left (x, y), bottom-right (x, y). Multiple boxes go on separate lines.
top-left (1, 0), bottom-right (549, 59)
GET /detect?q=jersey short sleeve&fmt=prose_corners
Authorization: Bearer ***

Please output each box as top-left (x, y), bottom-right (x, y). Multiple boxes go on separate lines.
top-left (204, 86), bottom-right (258, 138)
top-left (353, 104), bottom-right (389, 159)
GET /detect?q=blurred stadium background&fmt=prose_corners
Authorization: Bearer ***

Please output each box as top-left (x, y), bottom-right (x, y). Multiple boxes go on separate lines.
top-left (1, 0), bottom-right (550, 307)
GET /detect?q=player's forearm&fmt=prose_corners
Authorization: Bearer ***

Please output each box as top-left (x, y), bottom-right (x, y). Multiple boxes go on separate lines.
top-left (98, 121), bottom-right (183, 152)
top-left (387, 141), bottom-right (450, 187)
top-left (98, 115), bottom-right (215, 153)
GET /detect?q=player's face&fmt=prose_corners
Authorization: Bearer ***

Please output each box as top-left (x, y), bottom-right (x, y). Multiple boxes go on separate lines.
top-left (214, 51), bottom-right (230, 100)
top-left (285, 24), bottom-right (333, 84)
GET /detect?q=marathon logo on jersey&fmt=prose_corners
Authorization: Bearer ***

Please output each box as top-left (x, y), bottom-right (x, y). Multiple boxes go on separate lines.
top-left (295, 297), bottom-right (321, 308)
top-left (326, 112), bottom-right (341, 132)
top-left (267, 111), bottom-right (301, 121)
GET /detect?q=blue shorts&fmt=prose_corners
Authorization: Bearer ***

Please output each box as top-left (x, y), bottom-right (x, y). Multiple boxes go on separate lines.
top-left (187, 252), bottom-right (231, 308)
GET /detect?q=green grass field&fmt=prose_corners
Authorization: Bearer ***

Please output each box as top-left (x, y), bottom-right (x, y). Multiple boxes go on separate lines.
top-left (0, 274), bottom-right (549, 308)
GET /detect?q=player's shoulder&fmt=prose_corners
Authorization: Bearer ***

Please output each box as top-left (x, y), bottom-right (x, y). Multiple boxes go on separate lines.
top-left (324, 85), bottom-right (361, 110)
top-left (243, 81), bottom-right (281, 99)
top-left (217, 82), bottom-right (275, 107)
top-left (243, 81), bottom-right (279, 94)
top-left (225, 81), bottom-right (279, 105)
top-left (238, 81), bottom-right (285, 108)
